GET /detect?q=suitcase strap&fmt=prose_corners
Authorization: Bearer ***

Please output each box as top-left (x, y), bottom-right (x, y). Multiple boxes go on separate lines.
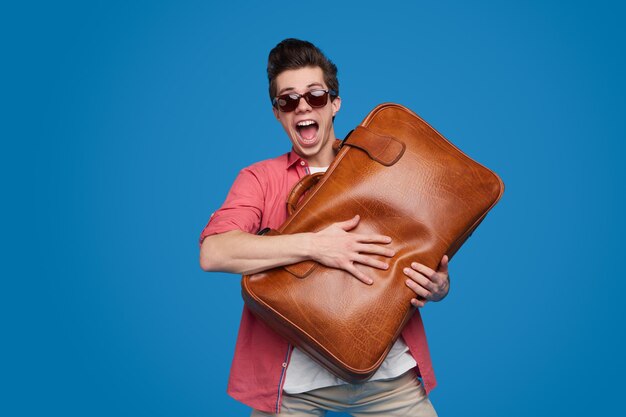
top-left (345, 126), bottom-right (405, 166)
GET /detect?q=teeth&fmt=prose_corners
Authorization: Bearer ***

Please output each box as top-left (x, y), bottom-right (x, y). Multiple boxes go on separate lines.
top-left (297, 120), bottom-right (316, 127)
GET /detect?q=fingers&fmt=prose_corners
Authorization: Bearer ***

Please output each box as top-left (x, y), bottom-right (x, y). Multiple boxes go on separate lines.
top-left (354, 254), bottom-right (390, 271)
top-left (408, 262), bottom-right (446, 290)
top-left (404, 266), bottom-right (433, 290)
top-left (338, 215), bottom-right (360, 232)
top-left (438, 255), bottom-right (449, 274)
top-left (404, 267), bottom-right (432, 299)
top-left (344, 263), bottom-right (373, 285)
top-left (409, 256), bottom-right (449, 277)
top-left (335, 216), bottom-right (392, 244)
top-left (355, 243), bottom-right (395, 258)
top-left (405, 260), bottom-right (450, 304)
top-left (358, 234), bottom-right (393, 244)
top-left (411, 261), bottom-right (448, 290)
top-left (410, 262), bottom-right (436, 279)
top-left (410, 298), bottom-right (426, 308)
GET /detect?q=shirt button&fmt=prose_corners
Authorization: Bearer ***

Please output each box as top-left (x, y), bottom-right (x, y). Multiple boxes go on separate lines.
top-left (300, 161), bottom-right (305, 166)
top-left (282, 362), bottom-right (287, 368)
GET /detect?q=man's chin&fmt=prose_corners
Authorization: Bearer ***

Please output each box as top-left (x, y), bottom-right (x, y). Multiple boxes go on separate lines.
top-left (293, 145), bottom-right (318, 159)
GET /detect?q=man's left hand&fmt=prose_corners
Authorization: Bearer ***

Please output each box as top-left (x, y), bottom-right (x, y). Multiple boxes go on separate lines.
top-left (403, 255), bottom-right (450, 308)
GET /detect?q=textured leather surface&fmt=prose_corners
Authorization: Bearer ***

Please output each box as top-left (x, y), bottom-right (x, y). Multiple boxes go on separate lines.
top-left (242, 103), bottom-right (504, 382)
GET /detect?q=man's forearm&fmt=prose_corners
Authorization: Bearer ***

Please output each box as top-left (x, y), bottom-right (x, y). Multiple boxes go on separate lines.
top-left (199, 229), bottom-right (314, 275)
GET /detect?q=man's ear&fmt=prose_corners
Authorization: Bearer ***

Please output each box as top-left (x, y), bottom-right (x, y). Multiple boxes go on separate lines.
top-left (272, 106), bottom-right (280, 120)
top-left (331, 96), bottom-right (342, 117)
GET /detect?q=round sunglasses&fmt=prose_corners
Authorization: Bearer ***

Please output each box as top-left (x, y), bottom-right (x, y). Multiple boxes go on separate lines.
top-left (272, 89), bottom-right (338, 112)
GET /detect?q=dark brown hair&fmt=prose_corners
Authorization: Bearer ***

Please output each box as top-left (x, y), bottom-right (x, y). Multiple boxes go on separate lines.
top-left (267, 38), bottom-right (339, 102)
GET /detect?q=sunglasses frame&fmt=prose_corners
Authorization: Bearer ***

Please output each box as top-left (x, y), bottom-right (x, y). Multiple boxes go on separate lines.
top-left (272, 89), bottom-right (338, 112)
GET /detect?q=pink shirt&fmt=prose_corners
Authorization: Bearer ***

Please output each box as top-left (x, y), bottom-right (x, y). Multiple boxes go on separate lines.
top-left (199, 149), bottom-right (437, 413)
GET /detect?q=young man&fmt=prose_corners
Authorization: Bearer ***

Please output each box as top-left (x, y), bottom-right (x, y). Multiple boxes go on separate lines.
top-left (199, 38), bottom-right (450, 416)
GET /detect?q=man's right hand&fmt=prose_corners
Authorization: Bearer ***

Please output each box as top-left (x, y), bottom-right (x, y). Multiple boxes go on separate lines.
top-left (310, 214), bottom-right (395, 285)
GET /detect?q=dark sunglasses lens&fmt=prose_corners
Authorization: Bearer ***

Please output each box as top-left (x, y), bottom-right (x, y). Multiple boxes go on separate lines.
top-left (276, 90), bottom-right (329, 112)
top-left (305, 90), bottom-right (329, 107)
top-left (277, 94), bottom-right (299, 112)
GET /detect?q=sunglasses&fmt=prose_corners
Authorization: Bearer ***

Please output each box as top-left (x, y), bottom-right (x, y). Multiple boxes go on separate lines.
top-left (272, 89), bottom-right (337, 112)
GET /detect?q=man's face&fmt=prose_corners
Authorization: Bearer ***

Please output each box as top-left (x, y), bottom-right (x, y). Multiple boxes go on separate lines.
top-left (273, 66), bottom-right (341, 166)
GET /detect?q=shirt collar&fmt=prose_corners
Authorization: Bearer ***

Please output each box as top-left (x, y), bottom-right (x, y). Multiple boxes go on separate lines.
top-left (287, 148), bottom-right (304, 170)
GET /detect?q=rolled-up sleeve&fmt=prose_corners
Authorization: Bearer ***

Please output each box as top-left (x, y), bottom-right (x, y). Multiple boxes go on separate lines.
top-left (199, 167), bottom-right (265, 244)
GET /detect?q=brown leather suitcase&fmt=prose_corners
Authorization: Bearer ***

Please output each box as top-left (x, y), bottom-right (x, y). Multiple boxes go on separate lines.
top-left (241, 103), bottom-right (504, 382)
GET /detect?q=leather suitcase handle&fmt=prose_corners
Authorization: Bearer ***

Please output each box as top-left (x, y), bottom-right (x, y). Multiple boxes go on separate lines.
top-left (286, 172), bottom-right (325, 216)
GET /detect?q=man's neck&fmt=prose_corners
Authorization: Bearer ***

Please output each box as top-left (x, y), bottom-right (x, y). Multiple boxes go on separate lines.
top-left (304, 154), bottom-right (333, 168)
top-left (302, 140), bottom-right (337, 167)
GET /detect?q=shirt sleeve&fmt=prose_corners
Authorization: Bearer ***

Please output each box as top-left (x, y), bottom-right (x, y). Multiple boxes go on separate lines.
top-left (199, 167), bottom-right (266, 245)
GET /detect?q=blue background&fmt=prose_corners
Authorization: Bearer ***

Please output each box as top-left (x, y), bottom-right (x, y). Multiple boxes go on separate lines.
top-left (2, 0), bottom-right (625, 416)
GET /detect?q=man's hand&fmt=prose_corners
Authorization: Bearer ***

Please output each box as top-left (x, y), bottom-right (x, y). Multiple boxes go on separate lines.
top-left (403, 255), bottom-right (450, 308)
top-left (311, 215), bottom-right (395, 285)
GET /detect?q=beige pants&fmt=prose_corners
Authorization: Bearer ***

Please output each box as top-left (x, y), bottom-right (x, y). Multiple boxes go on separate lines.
top-left (251, 370), bottom-right (437, 417)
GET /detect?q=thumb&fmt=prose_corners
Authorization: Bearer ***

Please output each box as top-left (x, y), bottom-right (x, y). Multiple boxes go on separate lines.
top-left (438, 255), bottom-right (449, 273)
top-left (338, 214), bottom-right (360, 231)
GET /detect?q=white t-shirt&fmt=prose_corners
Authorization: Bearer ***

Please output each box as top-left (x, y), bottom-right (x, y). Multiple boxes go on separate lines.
top-left (307, 166), bottom-right (328, 175)
top-left (282, 165), bottom-right (417, 394)
top-left (283, 338), bottom-right (417, 394)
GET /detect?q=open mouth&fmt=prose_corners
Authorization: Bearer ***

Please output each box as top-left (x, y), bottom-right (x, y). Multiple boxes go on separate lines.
top-left (295, 120), bottom-right (319, 145)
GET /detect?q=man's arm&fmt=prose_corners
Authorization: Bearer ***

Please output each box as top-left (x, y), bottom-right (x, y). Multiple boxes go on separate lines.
top-left (200, 214), bottom-right (395, 284)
